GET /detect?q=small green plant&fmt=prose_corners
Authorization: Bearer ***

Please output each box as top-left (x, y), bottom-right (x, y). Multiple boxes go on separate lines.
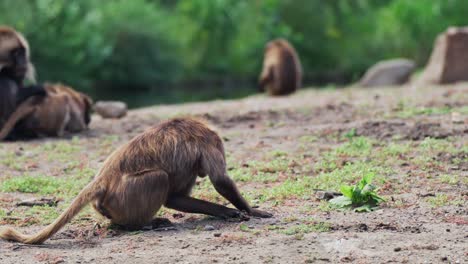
top-left (343, 128), bottom-right (357, 140)
top-left (329, 173), bottom-right (385, 212)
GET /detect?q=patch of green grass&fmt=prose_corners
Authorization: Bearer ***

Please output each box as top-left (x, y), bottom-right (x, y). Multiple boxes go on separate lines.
top-left (261, 161), bottom-right (389, 202)
top-left (1, 176), bottom-right (63, 194)
top-left (396, 106), bottom-right (452, 118)
top-left (4, 205), bottom-right (61, 226)
top-left (343, 128), bottom-right (357, 140)
top-left (24, 206), bottom-right (61, 225)
top-left (317, 201), bottom-right (334, 212)
top-left (1, 171), bottom-right (94, 198)
top-left (248, 158), bottom-right (291, 174)
top-left (230, 167), bottom-right (253, 182)
top-left (394, 105), bottom-right (468, 119)
top-left (426, 193), bottom-right (463, 208)
top-left (439, 174), bottom-right (460, 185)
top-left (281, 222), bottom-right (331, 236)
top-left (419, 137), bottom-right (455, 153)
top-left (268, 150), bottom-right (288, 158)
top-left (336, 136), bottom-right (372, 156)
top-left (299, 135), bottom-right (318, 144)
top-left (380, 142), bottom-right (411, 156)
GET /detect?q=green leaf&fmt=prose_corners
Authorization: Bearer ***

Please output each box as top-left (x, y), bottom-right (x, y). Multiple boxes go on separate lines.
top-left (354, 205), bottom-right (373, 212)
top-left (361, 183), bottom-right (375, 196)
top-left (340, 185), bottom-right (354, 198)
top-left (329, 196), bottom-right (352, 208)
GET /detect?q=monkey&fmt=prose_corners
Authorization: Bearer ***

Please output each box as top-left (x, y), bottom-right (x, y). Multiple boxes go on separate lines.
top-left (42, 83), bottom-right (93, 132)
top-left (0, 26), bottom-right (46, 138)
top-left (0, 83), bottom-right (93, 140)
top-left (258, 38), bottom-right (303, 96)
top-left (0, 118), bottom-right (272, 244)
top-left (0, 26), bottom-right (36, 83)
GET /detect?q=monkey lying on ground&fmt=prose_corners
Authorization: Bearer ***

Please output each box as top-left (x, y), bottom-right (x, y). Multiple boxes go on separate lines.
top-left (258, 38), bottom-right (302, 96)
top-left (0, 26), bottom-right (46, 138)
top-left (0, 83), bottom-right (93, 140)
top-left (42, 83), bottom-right (93, 132)
top-left (0, 118), bottom-right (272, 244)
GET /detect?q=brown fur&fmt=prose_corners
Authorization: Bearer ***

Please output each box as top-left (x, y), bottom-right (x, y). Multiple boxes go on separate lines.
top-left (0, 118), bottom-right (271, 244)
top-left (0, 26), bottom-right (39, 134)
top-left (259, 38), bottom-right (302, 96)
top-left (44, 83), bottom-right (93, 131)
top-left (0, 26), bottom-right (35, 83)
top-left (0, 83), bottom-right (92, 140)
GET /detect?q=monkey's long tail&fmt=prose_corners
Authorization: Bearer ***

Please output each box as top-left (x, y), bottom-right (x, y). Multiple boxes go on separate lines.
top-left (0, 179), bottom-right (102, 244)
top-left (0, 97), bottom-right (37, 141)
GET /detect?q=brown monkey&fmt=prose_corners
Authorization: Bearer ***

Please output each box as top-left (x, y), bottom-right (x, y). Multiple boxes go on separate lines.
top-left (0, 83), bottom-right (92, 140)
top-left (0, 26), bottom-right (45, 138)
top-left (0, 118), bottom-right (272, 244)
top-left (43, 83), bottom-right (93, 132)
top-left (258, 38), bottom-right (302, 96)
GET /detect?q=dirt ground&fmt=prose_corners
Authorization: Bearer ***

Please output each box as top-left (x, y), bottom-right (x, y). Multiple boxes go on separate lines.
top-left (0, 84), bottom-right (467, 263)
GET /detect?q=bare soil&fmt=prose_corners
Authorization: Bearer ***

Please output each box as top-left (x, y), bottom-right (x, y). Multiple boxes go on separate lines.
top-left (0, 84), bottom-right (467, 263)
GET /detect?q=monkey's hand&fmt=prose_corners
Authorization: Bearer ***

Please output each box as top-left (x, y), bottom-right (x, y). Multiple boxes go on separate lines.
top-left (223, 209), bottom-right (250, 222)
top-left (249, 208), bottom-right (273, 218)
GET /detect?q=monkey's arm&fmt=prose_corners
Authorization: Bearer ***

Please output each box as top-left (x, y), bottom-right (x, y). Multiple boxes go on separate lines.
top-left (258, 66), bottom-right (273, 92)
top-left (0, 97), bottom-right (36, 141)
top-left (16, 84), bottom-right (46, 105)
top-left (210, 176), bottom-right (272, 218)
top-left (165, 196), bottom-right (245, 219)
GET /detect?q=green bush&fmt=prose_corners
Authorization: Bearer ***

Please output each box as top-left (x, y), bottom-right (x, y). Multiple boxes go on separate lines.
top-left (1, 0), bottom-right (467, 100)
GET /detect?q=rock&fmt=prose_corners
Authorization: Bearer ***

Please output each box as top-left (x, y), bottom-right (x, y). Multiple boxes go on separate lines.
top-left (359, 58), bottom-right (415, 87)
top-left (451, 112), bottom-right (463, 124)
top-left (213, 233), bottom-right (222, 237)
top-left (94, 101), bottom-right (127, 119)
top-left (204, 225), bottom-right (216, 231)
top-left (315, 190), bottom-right (341, 201)
top-left (418, 26), bottom-right (468, 84)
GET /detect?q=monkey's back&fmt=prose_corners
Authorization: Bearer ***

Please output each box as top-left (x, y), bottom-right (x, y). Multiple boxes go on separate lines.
top-left (263, 39), bottom-right (303, 96)
top-left (276, 48), bottom-right (302, 95)
top-left (115, 118), bottom-right (224, 188)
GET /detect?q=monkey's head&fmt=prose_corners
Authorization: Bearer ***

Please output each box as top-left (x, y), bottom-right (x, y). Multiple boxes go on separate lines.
top-left (265, 38), bottom-right (291, 53)
top-left (0, 26), bottom-right (35, 83)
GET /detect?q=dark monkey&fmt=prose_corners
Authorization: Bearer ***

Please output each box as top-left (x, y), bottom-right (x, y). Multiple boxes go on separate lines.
top-left (0, 26), bottom-right (46, 138)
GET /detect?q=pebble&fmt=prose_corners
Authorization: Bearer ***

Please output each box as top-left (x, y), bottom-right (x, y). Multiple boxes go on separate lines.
top-left (204, 225), bottom-right (216, 231)
top-left (94, 101), bottom-right (128, 119)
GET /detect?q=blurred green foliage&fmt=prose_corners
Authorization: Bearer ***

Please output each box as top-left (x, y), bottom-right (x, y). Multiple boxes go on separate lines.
top-left (1, 0), bottom-right (467, 98)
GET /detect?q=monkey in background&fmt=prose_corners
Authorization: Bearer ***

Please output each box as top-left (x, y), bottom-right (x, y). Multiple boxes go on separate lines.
top-left (0, 83), bottom-right (93, 140)
top-left (258, 38), bottom-right (303, 96)
top-left (0, 26), bottom-right (46, 139)
top-left (0, 118), bottom-right (272, 244)
top-left (43, 83), bottom-right (93, 132)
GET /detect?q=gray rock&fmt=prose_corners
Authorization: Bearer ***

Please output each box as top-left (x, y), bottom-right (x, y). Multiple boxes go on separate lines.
top-left (418, 26), bottom-right (468, 84)
top-left (204, 225), bottom-right (216, 231)
top-left (359, 58), bottom-right (415, 87)
top-left (94, 101), bottom-right (127, 119)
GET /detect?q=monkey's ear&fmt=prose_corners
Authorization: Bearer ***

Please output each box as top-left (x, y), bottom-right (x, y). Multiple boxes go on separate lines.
top-left (25, 62), bottom-right (36, 84)
top-left (82, 95), bottom-right (93, 125)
